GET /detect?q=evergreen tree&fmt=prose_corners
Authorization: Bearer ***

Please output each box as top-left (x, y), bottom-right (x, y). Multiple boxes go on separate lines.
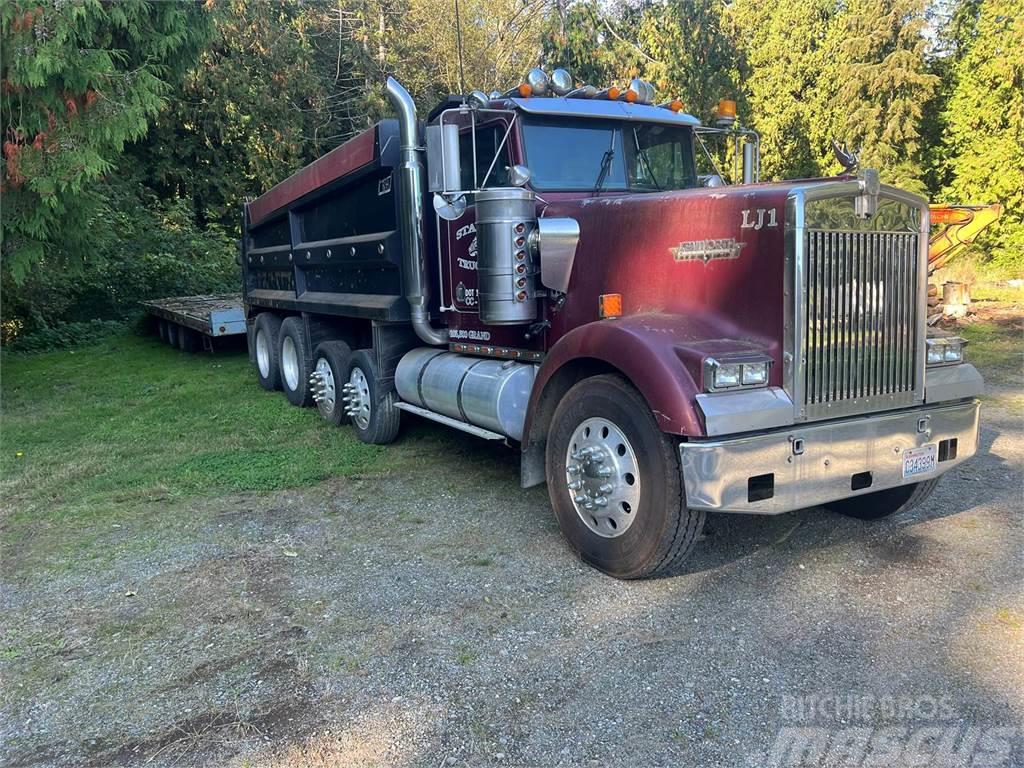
top-left (941, 0), bottom-right (1023, 275)
top-left (1, 0), bottom-right (211, 279)
top-left (728, 0), bottom-right (836, 181)
top-left (816, 0), bottom-right (938, 191)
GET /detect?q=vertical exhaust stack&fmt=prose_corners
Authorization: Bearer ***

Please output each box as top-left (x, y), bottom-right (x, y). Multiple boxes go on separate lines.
top-left (385, 76), bottom-right (448, 346)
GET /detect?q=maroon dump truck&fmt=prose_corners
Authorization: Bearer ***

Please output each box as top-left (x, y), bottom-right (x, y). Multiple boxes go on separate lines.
top-left (241, 70), bottom-right (983, 579)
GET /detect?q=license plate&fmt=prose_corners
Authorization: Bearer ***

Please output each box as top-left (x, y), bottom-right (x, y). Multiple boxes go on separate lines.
top-left (902, 444), bottom-right (938, 479)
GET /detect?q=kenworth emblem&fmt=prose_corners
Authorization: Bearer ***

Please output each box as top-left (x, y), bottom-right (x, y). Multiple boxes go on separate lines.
top-left (670, 238), bottom-right (746, 263)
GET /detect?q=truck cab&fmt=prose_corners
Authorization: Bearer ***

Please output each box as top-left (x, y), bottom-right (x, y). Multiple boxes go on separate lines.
top-left (240, 70), bottom-right (983, 579)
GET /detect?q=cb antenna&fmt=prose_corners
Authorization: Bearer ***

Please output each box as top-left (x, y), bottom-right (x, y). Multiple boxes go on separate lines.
top-left (454, 0), bottom-right (466, 95)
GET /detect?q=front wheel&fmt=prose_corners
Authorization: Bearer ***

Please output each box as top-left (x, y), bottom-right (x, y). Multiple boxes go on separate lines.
top-left (824, 477), bottom-right (941, 520)
top-left (545, 374), bottom-right (705, 579)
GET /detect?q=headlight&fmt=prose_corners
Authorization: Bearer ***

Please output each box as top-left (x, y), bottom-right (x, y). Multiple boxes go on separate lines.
top-left (926, 337), bottom-right (966, 366)
top-left (741, 361), bottom-right (769, 385)
top-left (714, 363), bottom-right (742, 388)
top-left (704, 357), bottom-right (772, 391)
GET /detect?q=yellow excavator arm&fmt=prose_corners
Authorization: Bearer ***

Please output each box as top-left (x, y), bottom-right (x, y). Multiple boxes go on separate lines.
top-left (928, 203), bottom-right (1003, 274)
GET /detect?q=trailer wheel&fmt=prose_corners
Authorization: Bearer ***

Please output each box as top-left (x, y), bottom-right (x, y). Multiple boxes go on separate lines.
top-left (311, 341), bottom-right (352, 425)
top-left (177, 327), bottom-right (199, 353)
top-left (254, 313), bottom-right (283, 390)
top-left (824, 477), bottom-right (941, 520)
top-left (343, 350), bottom-right (400, 445)
top-left (545, 374), bottom-right (705, 580)
top-left (166, 323), bottom-right (180, 348)
top-left (279, 316), bottom-right (314, 407)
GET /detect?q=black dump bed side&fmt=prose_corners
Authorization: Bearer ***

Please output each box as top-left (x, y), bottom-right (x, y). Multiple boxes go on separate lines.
top-left (241, 119), bottom-right (409, 321)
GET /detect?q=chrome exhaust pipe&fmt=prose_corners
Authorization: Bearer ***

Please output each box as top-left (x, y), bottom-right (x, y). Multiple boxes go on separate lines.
top-left (384, 76), bottom-right (448, 346)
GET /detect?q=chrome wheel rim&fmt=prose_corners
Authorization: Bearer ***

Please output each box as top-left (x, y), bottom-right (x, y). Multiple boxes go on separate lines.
top-left (565, 417), bottom-right (641, 538)
top-left (281, 336), bottom-right (299, 392)
top-left (311, 358), bottom-right (336, 418)
top-left (345, 367), bottom-right (371, 429)
top-left (256, 329), bottom-right (270, 378)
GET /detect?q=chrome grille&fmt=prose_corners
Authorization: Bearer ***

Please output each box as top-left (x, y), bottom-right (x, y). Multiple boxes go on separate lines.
top-left (802, 229), bottom-right (920, 418)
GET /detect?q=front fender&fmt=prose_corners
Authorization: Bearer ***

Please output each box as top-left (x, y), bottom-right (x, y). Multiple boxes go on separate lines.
top-left (518, 313), bottom-right (779, 488)
top-left (527, 314), bottom-right (712, 440)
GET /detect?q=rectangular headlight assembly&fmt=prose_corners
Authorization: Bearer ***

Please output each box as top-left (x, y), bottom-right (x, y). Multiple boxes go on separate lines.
top-left (926, 336), bottom-right (967, 366)
top-left (704, 357), bottom-right (773, 392)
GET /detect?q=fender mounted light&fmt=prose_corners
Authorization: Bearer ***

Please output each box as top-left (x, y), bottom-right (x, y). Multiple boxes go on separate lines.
top-left (599, 293), bottom-right (622, 319)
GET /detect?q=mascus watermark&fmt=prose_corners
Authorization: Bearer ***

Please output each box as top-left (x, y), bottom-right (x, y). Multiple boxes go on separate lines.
top-left (766, 694), bottom-right (1020, 767)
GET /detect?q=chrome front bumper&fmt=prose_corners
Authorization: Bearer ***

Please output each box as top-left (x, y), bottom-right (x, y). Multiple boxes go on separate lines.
top-left (680, 399), bottom-right (980, 514)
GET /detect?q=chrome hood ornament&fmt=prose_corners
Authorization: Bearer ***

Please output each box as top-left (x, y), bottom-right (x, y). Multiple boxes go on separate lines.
top-left (831, 139), bottom-right (859, 173)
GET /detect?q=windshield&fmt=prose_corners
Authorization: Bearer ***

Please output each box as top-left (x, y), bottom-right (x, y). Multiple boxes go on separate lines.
top-left (520, 117), bottom-right (698, 192)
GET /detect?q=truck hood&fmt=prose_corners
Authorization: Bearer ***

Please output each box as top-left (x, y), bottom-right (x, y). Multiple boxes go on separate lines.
top-left (541, 183), bottom-right (797, 386)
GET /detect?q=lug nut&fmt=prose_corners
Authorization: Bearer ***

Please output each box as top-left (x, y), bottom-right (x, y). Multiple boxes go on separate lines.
top-left (597, 467), bottom-right (613, 477)
top-left (567, 463), bottom-right (581, 475)
top-left (599, 483), bottom-right (613, 494)
top-left (593, 497), bottom-right (608, 507)
top-left (568, 480), bottom-right (583, 491)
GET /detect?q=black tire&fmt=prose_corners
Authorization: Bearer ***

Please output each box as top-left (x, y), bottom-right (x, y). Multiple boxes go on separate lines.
top-left (824, 477), bottom-right (941, 520)
top-left (344, 349), bottom-right (401, 445)
top-left (158, 320), bottom-right (168, 344)
top-left (545, 374), bottom-right (705, 580)
top-left (278, 316), bottom-right (314, 407)
top-left (253, 313), bottom-right (283, 391)
top-left (166, 323), bottom-right (180, 348)
top-left (177, 326), bottom-right (199, 353)
top-left (311, 341), bottom-right (352, 426)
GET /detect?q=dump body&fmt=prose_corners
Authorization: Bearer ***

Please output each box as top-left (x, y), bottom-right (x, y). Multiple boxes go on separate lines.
top-left (242, 120), bottom-right (412, 323)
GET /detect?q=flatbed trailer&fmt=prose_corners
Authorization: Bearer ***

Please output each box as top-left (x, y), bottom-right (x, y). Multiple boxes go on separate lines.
top-left (142, 294), bottom-right (246, 352)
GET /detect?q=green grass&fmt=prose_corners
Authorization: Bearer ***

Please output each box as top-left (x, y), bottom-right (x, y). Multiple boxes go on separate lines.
top-left (0, 333), bottom-right (385, 524)
top-left (971, 283), bottom-right (1024, 305)
top-left (958, 317), bottom-right (1022, 388)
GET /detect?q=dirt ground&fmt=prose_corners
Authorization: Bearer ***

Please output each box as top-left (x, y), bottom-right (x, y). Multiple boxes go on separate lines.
top-left (2, 315), bottom-right (1022, 767)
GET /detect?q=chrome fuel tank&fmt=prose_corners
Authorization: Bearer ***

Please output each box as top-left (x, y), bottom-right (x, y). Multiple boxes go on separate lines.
top-left (395, 348), bottom-right (537, 441)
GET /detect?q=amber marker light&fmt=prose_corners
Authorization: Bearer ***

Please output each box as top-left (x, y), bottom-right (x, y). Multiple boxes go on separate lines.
top-left (599, 293), bottom-right (622, 319)
top-left (623, 89), bottom-right (638, 103)
top-left (669, 98), bottom-right (683, 112)
top-left (517, 83), bottom-right (532, 97)
top-left (716, 98), bottom-right (737, 119)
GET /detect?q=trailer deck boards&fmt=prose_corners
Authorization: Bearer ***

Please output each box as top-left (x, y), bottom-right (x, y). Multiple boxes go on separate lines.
top-left (141, 294), bottom-right (246, 337)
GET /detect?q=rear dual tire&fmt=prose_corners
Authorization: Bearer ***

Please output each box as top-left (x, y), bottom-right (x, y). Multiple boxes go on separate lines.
top-left (344, 350), bottom-right (400, 445)
top-left (311, 341), bottom-right (352, 426)
top-left (279, 316), bottom-right (314, 407)
top-left (254, 313), bottom-right (283, 391)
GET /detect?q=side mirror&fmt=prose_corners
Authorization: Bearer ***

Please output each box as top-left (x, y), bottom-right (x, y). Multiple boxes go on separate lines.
top-left (426, 124), bottom-right (461, 193)
top-left (509, 164), bottom-right (531, 187)
top-left (433, 192), bottom-right (467, 221)
top-left (702, 174), bottom-right (727, 188)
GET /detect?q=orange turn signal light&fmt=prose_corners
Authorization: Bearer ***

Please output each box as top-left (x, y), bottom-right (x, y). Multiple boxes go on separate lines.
top-left (669, 98), bottom-right (683, 112)
top-left (517, 82), bottom-right (532, 97)
top-left (606, 86), bottom-right (621, 100)
top-left (623, 89), bottom-right (638, 103)
top-left (599, 293), bottom-right (622, 319)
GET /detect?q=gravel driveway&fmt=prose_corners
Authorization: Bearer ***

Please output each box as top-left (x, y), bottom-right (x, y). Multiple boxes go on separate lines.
top-left (2, 385), bottom-right (1021, 767)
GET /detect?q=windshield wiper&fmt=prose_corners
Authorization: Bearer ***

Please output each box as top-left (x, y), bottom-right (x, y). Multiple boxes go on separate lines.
top-left (592, 130), bottom-right (617, 195)
top-left (633, 127), bottom-right (661, 191)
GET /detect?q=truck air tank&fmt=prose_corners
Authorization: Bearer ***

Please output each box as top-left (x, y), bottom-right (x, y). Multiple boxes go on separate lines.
top-left (475, 188), bottom-right (538, 325)
top-left (395, 348), bottom-right (537, 441)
